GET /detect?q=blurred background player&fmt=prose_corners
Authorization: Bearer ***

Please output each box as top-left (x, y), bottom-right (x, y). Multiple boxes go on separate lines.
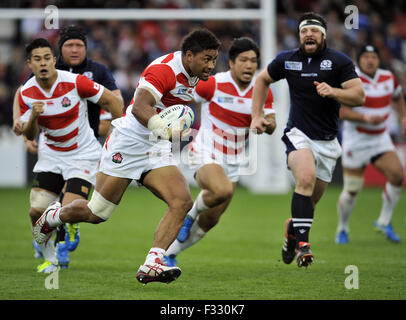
top-left (164, 37), bottom-right (275, 266)
top-left (336, 44), bottom-right (406, 244)
top-left (19, 38), bottom-right (123, 272)
top-left (12, 25), bottom-right (123, 269)
top-left (250, 12), bottom-right (365, 267)
top-left (33, 29), bottom-right (221, 284)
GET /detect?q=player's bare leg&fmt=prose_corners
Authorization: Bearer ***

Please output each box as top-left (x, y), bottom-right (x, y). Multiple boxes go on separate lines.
top-left (135, 165), bottom-right (193, 284)
top-left (373, 151), bottom-right (403, 242)
top-left (29, 187), bottom-right (59, 273)
top-left (142, 166), bottom-right (194, 250)
top-left (33, 173), bottom-right (131, 245)
top-left (165, 165), bottom-right (235, 266)
top-left (285, 149), bottom-right (316, 267)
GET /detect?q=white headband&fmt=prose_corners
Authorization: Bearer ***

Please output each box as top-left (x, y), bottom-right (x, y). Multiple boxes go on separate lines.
top-left (299, 19), bottom-right (326, 37)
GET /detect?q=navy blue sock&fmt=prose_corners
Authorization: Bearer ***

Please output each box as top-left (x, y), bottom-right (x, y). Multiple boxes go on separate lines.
top-left (291, 192), bottom-right (314, 246)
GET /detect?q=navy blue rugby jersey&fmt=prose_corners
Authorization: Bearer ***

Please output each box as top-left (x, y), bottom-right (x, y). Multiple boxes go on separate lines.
top-left (267, 46), bottom-right (358, 140)
top-left (24, 57), bottom-right (118, 138)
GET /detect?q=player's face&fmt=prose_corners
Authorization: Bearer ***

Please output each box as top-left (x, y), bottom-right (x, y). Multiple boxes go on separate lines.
top-left (359, 52), bottom-right (379, 77)
top-left (187, 49), bottom-right (218, 81)
top-left (229, 50), bottom-right (258, 85)
top-left (61, 39), bottom-right (86, 66)
top-left (28, 47), bottom-right (56, 81)
top-left (299, 27), bottom-right (325, 56)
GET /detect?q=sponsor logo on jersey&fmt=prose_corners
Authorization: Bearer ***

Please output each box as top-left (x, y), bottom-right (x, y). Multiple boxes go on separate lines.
top-left (285, 61), bottom-right (302, 71)
top-left (217, 96), bottom-right (234, 103)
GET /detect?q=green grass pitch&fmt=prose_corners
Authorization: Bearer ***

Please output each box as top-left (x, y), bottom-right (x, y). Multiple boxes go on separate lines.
top-left (1, 185), bottom-right (405, 300)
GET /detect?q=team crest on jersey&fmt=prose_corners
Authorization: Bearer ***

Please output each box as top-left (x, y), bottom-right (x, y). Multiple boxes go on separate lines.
top-left (61, 97), bottom-right (71, 108)
top-left (112, 152), bottom-right (123, 164)
top-left (320, 59), bottom-right (332, 70)
top-left (82, 71), bottom-right (94, 80)
top-left (285, 61), bottom-right (302, 71)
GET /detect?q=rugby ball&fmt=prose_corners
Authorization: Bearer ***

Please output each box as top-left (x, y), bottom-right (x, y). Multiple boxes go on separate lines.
top-left (159, 104), bottom-right (195, 131)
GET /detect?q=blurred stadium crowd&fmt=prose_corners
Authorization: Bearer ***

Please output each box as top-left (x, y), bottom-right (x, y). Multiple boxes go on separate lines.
top-left (0, 0), bottom-right (406, 139)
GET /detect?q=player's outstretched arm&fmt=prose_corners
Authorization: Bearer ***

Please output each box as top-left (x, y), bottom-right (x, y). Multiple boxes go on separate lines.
top-left (97, 88), bottom-right (124, 120)
top-left (251, 68), bottom-right (275, 134)
top-left (391, 93), bottom-right (406, 136)
top-left (314, 78), bottom-right (365, 107)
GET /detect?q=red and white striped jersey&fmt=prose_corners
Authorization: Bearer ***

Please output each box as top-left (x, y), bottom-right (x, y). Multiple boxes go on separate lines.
top-left (19, 70), bottom-right (104, 155)
top-left (113, 51), bottom-right (199, 137)
top-left (192, 71), bottom-right (274, 161)
top-left (343, 67), bottom-right (402, 135)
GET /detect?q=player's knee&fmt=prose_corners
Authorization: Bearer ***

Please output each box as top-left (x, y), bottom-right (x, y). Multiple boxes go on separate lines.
top-left (168, 196), bottom-right (194, 215)
top-left (29, 207), bottom-right (42, 224)
top-left (212, 183), bottom-right (233, 204)
top-left (296, 173), bottom-right (316, 191)
top-left (87, 190), bottom-right (117, 223)
top-left (343, 174), bottom-right (363, 197)
top-left (387, 171), bottom-right (404, 187)
top-left (29, 189), bottom-right (58, 213)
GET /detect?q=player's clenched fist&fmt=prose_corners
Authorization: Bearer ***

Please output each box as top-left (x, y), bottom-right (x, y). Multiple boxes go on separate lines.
top-left (250, 116), bottom-right (271, 134)
top-left (314, 81), bottom-right (336, 99)
top-left (31, 101), bottom-right (45, 118)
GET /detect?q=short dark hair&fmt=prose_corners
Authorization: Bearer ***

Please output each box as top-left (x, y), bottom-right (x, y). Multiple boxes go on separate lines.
top-left (229, 37), bottom-right (260, 62)
top-left (181, 28), bottom-right (221, 55)
top-left (297, 12), bottom-right (327, 33)
top-left (26, 38), bottom-right (54, 58)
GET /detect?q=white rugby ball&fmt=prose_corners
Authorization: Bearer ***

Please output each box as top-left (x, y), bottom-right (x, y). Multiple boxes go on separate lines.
top-left (159, 104), bottom-right (195, 131)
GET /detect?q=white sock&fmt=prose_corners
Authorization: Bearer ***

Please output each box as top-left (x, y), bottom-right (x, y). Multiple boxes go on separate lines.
top-left (46, 207), bottom-right (63, 228)
top-left (188, 190), bottom-right (210, 220)
top-left (39, 230), bottom-right (57, 264)
top-left (144, 247), bottom-right (166, 265)
top-left (377, 183), bottom-right (402, 226)
top-left (166, 220), bottom-right (207, 256)
top-left (337, 190), bottom-right (357, 233)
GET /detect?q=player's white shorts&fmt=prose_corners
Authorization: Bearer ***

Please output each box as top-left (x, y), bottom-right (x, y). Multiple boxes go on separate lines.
top-left (282, 127), bottom-right (342, 183)
top-left (187, 142), bottom-right (240, 182)
top-left (99, 128), bottom-right (176, 181)
top-left (341, 130), bottom-right (395, 169)
top-left (33, 150), bottom-right (99, 185)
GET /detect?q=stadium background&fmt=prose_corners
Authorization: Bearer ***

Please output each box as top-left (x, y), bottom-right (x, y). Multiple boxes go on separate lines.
top-left (0, 0), bottom-right (406, 302)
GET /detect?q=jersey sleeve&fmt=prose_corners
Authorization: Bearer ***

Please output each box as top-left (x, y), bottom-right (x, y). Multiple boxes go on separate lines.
top-left (263, 88), bottom-right (275, 115)
top-left (338, 55), bottom-right (359, 85)
top-left (19, 90), bottom-right (31, 123)
top-left (392, 73), bottom-right (402, 98)
top-left (267, 53), bottom-right (286, 82)
top-left (137, 64), bottom-right (176, 103)
top-left (76, 74), bottom-right (105, 103)
top-left (98, 64), bottom-right (118, 91)
top-left (194, 76), bottom-right (216, 103)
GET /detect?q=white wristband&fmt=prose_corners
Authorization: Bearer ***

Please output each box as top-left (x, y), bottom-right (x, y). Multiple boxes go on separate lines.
top-left (147, 114), bottom-right (170, 140)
